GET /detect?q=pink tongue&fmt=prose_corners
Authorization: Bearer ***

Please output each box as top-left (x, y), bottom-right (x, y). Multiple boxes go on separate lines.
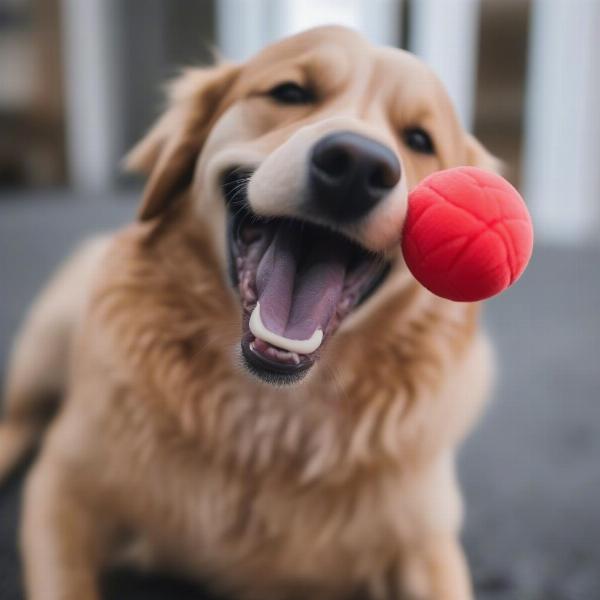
top-left (255, 224), bottom-right (349, 342)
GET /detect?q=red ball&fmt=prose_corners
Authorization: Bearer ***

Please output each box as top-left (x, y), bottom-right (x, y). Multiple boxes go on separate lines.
top-left (401, 167), bottom-right (533, 302)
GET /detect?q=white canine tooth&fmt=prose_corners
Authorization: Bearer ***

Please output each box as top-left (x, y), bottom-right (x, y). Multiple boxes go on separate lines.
top-left (249, 303), bottom-right (323, 355)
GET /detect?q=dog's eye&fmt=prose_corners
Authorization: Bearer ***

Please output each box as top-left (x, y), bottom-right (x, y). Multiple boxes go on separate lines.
top-left (404, 127), bottom-right (435, 155)
top-left (268, 82), bottom-right (314, 104)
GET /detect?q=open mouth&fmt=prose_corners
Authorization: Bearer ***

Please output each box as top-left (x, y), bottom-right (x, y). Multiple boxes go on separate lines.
top-left (223, 169), bottom-right (390, 385)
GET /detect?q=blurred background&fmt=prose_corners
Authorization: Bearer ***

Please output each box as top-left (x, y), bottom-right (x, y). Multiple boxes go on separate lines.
top-left (0, 1), bottom-right (599, 599)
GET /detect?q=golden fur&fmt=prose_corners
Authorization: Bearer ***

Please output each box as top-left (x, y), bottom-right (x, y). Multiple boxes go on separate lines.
top-left (1, 27), bottom-right (496, 600)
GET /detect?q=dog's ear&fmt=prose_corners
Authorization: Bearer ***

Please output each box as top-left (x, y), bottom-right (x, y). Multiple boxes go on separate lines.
top-left (464, 134), bottom-right (503, 174)
top-left (124, 63), bottom-right (239, 221)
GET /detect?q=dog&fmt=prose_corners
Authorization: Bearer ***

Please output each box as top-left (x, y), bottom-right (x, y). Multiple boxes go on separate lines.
top-left (0, 26), bottom-right (498, 600)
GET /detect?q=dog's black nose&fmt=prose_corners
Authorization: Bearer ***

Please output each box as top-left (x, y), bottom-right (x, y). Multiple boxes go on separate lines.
top-left (308, 131), bottom-right (401, 223)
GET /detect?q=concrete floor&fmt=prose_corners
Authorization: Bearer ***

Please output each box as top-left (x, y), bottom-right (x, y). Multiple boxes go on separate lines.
top-left (1, 192), bottom-right (599, 600)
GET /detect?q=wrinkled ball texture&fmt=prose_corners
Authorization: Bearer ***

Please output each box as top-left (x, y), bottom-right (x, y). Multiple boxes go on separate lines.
top-left (401, 166), bottom-right (533, 302)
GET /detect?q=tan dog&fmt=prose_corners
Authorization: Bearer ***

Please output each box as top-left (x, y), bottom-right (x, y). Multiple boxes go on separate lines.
top-left (1, 27), bottom-right (497, 600)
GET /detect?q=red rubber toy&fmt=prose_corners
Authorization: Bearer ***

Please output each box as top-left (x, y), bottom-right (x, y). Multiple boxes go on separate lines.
top-left (401, 167), bottom-right (533, 302)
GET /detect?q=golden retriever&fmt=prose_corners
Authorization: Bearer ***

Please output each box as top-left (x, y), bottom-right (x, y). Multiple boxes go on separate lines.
top-left (0, 26), bottom-right (497, 600)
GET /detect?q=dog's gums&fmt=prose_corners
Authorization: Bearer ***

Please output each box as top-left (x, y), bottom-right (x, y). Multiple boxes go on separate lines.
top-left (222, 169), bottom-right (390, 384)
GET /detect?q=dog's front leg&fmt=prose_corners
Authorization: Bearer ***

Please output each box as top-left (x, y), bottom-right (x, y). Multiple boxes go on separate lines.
top-left (21, 458), bottom-right (111, 600)
top-left (400, 535), bottom-right (473, 600)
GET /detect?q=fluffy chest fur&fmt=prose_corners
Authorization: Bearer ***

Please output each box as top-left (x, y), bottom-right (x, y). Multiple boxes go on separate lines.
top-left (48, 216), bottom-right (490, 597)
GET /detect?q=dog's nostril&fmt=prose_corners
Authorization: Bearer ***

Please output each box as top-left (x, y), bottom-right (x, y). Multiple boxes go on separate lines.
top-left (368, 163), bottom-right (397, 191)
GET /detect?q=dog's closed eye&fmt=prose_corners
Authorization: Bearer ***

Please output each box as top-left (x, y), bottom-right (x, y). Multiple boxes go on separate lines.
top-left (268, 81), bottom-right (315, 104)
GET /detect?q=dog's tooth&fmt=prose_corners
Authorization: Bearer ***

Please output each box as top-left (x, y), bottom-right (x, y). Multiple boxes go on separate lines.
top-left (249, 303), bottom-right (323, 355)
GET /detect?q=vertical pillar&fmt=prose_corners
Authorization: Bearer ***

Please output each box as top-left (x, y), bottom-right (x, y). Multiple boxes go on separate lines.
top-left (523, 0), bottom-right (600, 242)
top-left (60, 0), bottom-right (121, 191)
top-left (409, 0), bottom-right (481, 130)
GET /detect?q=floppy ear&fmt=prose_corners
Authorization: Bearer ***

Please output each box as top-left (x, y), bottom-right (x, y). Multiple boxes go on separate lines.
top-left (124, 63), bottom-right (239, 221)
top-left (464, 134), bottom-right (503, 174)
